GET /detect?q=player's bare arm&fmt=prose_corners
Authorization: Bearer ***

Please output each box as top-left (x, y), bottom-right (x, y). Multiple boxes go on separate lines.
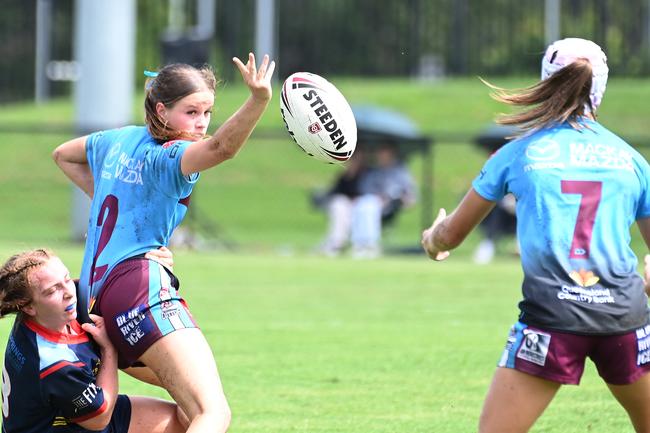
top-left (52, 135), bottom-right (94, 198)
top-left (422, 189), bottom-right (496, 261)
top-left (180, 53), bottom-right (276, 175)
top-left (77, 314), bottom-right (119, 430)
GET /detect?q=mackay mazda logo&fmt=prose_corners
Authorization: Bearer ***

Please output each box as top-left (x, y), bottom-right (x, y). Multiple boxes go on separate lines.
top-left (104, 142), bottom-right (122, 168)
top-left (525, 138), bottom-right (561, 161)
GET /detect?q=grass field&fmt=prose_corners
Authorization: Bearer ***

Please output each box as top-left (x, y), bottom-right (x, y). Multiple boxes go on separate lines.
top-left (0, 246), bottom-right (639, 432)
top-left (1, 77), bottom-right (650, 432)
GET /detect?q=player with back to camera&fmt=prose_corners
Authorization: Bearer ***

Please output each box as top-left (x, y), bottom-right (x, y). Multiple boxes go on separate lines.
top-left (0, 248), bottom-right (188, 433)
top-left (421, 38), bottom-right (650, 432)
top-left (52, 53), bottom-right (275, 433)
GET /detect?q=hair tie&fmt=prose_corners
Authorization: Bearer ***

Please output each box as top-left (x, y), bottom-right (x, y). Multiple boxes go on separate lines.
top-left (144, 70), bottom-right (159, 91)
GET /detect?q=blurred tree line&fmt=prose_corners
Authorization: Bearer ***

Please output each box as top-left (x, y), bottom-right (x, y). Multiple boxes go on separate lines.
top-left (2, 0), bottom-right (650, 103)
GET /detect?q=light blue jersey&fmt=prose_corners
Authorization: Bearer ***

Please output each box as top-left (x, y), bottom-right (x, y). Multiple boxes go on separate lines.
top-left (473, 119), bottom-right (650, 334)
top-left (77, 126), bottom-right (199, 320)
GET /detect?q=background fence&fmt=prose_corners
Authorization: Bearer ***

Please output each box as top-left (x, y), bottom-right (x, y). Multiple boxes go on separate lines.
top-left (2, 0), bottom-right (650, 103)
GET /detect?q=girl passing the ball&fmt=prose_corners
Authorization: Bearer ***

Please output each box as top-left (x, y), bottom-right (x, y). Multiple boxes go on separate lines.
top-left (52, 53), bottom-right (275, 433)
top-left (422, 38), bottom-right (650, 432)
top-left (0, 248), bottom-right (187, 433)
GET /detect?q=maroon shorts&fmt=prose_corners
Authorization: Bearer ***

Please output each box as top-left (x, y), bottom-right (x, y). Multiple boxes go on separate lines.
top-left (498, 321), bottom-right (650, 385)
top-left (94, 258), bottom-right (197, 369)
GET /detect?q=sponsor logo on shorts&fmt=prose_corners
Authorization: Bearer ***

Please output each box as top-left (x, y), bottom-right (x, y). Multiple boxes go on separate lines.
top-left (516, 329), bottom-right (550, 366)
top-left (159, 286), bottom-right (180, 320)
top-left (115, 305), bottom-right (152, 346)
top-left (636, 324), bottom-right (650, 365)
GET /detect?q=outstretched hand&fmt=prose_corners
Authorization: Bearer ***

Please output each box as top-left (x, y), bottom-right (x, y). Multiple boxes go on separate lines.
top-left (421, 208), bottom-right (451, 261)
top-left (232, 53), bottom-right (276, 102)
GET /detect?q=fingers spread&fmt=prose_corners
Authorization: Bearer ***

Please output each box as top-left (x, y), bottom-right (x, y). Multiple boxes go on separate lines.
top-left (232, 57), bottom-right (247, 75)
top-left (265, 61), bottom-right (276, 80)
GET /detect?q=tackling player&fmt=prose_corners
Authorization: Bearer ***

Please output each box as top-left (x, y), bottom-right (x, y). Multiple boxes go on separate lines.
top-left (0, 248), bottom-right (186, 433)
top-left (422, 38), bottom-right (650, 433)
top-left (52, 53), bottom-right (275, 433)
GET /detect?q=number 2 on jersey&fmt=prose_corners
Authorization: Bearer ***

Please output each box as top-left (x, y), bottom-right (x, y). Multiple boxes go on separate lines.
top-left (561, 180), bottom-right (602, 259)
top-left (90, 194), bottom-right (119, 285)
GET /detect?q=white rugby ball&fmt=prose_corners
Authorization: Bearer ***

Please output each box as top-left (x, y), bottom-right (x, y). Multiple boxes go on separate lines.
top-left (280, 72), bottom-right (357, 164)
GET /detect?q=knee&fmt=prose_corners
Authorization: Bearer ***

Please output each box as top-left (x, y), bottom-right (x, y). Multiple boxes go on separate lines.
top-left (213, 405), bottom-right (232, 432)
top-left (191, 401), bottom-right (231, 432)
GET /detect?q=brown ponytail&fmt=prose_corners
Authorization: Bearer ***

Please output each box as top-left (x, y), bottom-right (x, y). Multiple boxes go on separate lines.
top-left (483, 58), bottom-right (594, 134)
top-left (0, 249), bottom-right (53, 318)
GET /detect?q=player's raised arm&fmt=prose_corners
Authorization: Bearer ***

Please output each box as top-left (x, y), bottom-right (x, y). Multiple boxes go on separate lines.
top-left (180, 53), bottom-right (276, 175)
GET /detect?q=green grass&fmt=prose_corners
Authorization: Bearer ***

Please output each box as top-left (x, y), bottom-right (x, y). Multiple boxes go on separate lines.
top-left (1, 77), bottom-right (650, 432)
top-left (0, 249), bottom-right (638, 432)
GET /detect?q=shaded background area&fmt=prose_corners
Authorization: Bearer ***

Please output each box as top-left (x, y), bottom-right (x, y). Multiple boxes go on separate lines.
top-left (2, 0), bottom-right (650, 103)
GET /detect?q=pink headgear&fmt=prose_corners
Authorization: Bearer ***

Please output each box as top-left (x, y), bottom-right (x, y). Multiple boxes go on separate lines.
top-left (541, 38), bottom-right (609, 110)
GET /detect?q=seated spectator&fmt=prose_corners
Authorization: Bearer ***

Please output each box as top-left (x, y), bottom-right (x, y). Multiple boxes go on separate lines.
top-left (318, 143), bottom-right (417, 258)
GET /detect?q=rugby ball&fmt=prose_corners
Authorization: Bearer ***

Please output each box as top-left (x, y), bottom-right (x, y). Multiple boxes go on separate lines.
top-left (280, 72), bottom-right (357, 164)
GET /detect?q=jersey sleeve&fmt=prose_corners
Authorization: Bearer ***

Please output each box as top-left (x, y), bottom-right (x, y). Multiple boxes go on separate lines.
top-left (41, 363), bottom-right (107, 422)
top-left (471, 146), bottom-right (512, 202)
top-left (147, 140), bottom-right (200, 198)
top-left (85, 128), bottom-right (123, 177)
top-left (635, 154), bottom-right (650, 219)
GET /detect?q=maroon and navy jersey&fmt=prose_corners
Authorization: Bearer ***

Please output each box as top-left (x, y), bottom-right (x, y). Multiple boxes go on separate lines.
top-left (2, 319), bottom-right (107, 433)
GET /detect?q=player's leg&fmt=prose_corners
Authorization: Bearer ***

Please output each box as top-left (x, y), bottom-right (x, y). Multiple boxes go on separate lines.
top-left (481, 322), bottom-right (589, 432)
top-left (593, 330), bottom-right (650, 433)
top-left (96, 259), bottom-right (230, 433)
top-left (607, 373), bottom-right (650, 433)
top-left (138, 329), bottom-right (231, 433)
top-left (126, 396), bottom-right (187, 433)
top-left (478, 367), bottom-right (560, 433)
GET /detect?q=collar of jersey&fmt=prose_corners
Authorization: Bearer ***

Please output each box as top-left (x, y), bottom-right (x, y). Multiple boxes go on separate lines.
top-left (24, 319), bottom-right (90, 344)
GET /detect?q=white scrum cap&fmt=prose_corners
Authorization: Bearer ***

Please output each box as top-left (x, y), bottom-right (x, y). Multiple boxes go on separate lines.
top-left (541, 37), bottom-right (609, 110)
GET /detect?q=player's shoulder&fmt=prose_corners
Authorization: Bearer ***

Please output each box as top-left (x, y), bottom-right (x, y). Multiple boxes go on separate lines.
top-left (20, 320), bottom-right (91, 379)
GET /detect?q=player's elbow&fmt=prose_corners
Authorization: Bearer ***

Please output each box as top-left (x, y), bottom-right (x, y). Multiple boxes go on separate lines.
top-left (216, 145), bottom-right (239, 161)
top-left (51, 146), bottom-right (64, 166)
top-left (74, 412), bottom-right (112, 431)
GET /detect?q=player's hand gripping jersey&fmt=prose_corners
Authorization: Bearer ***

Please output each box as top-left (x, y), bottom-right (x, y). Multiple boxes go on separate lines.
top-left (2, 320), bottom-right (106, 432)
top-left (473, 119), bottom-right (650, 334)
top-left (77, 126), bottom-right (199, 321)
